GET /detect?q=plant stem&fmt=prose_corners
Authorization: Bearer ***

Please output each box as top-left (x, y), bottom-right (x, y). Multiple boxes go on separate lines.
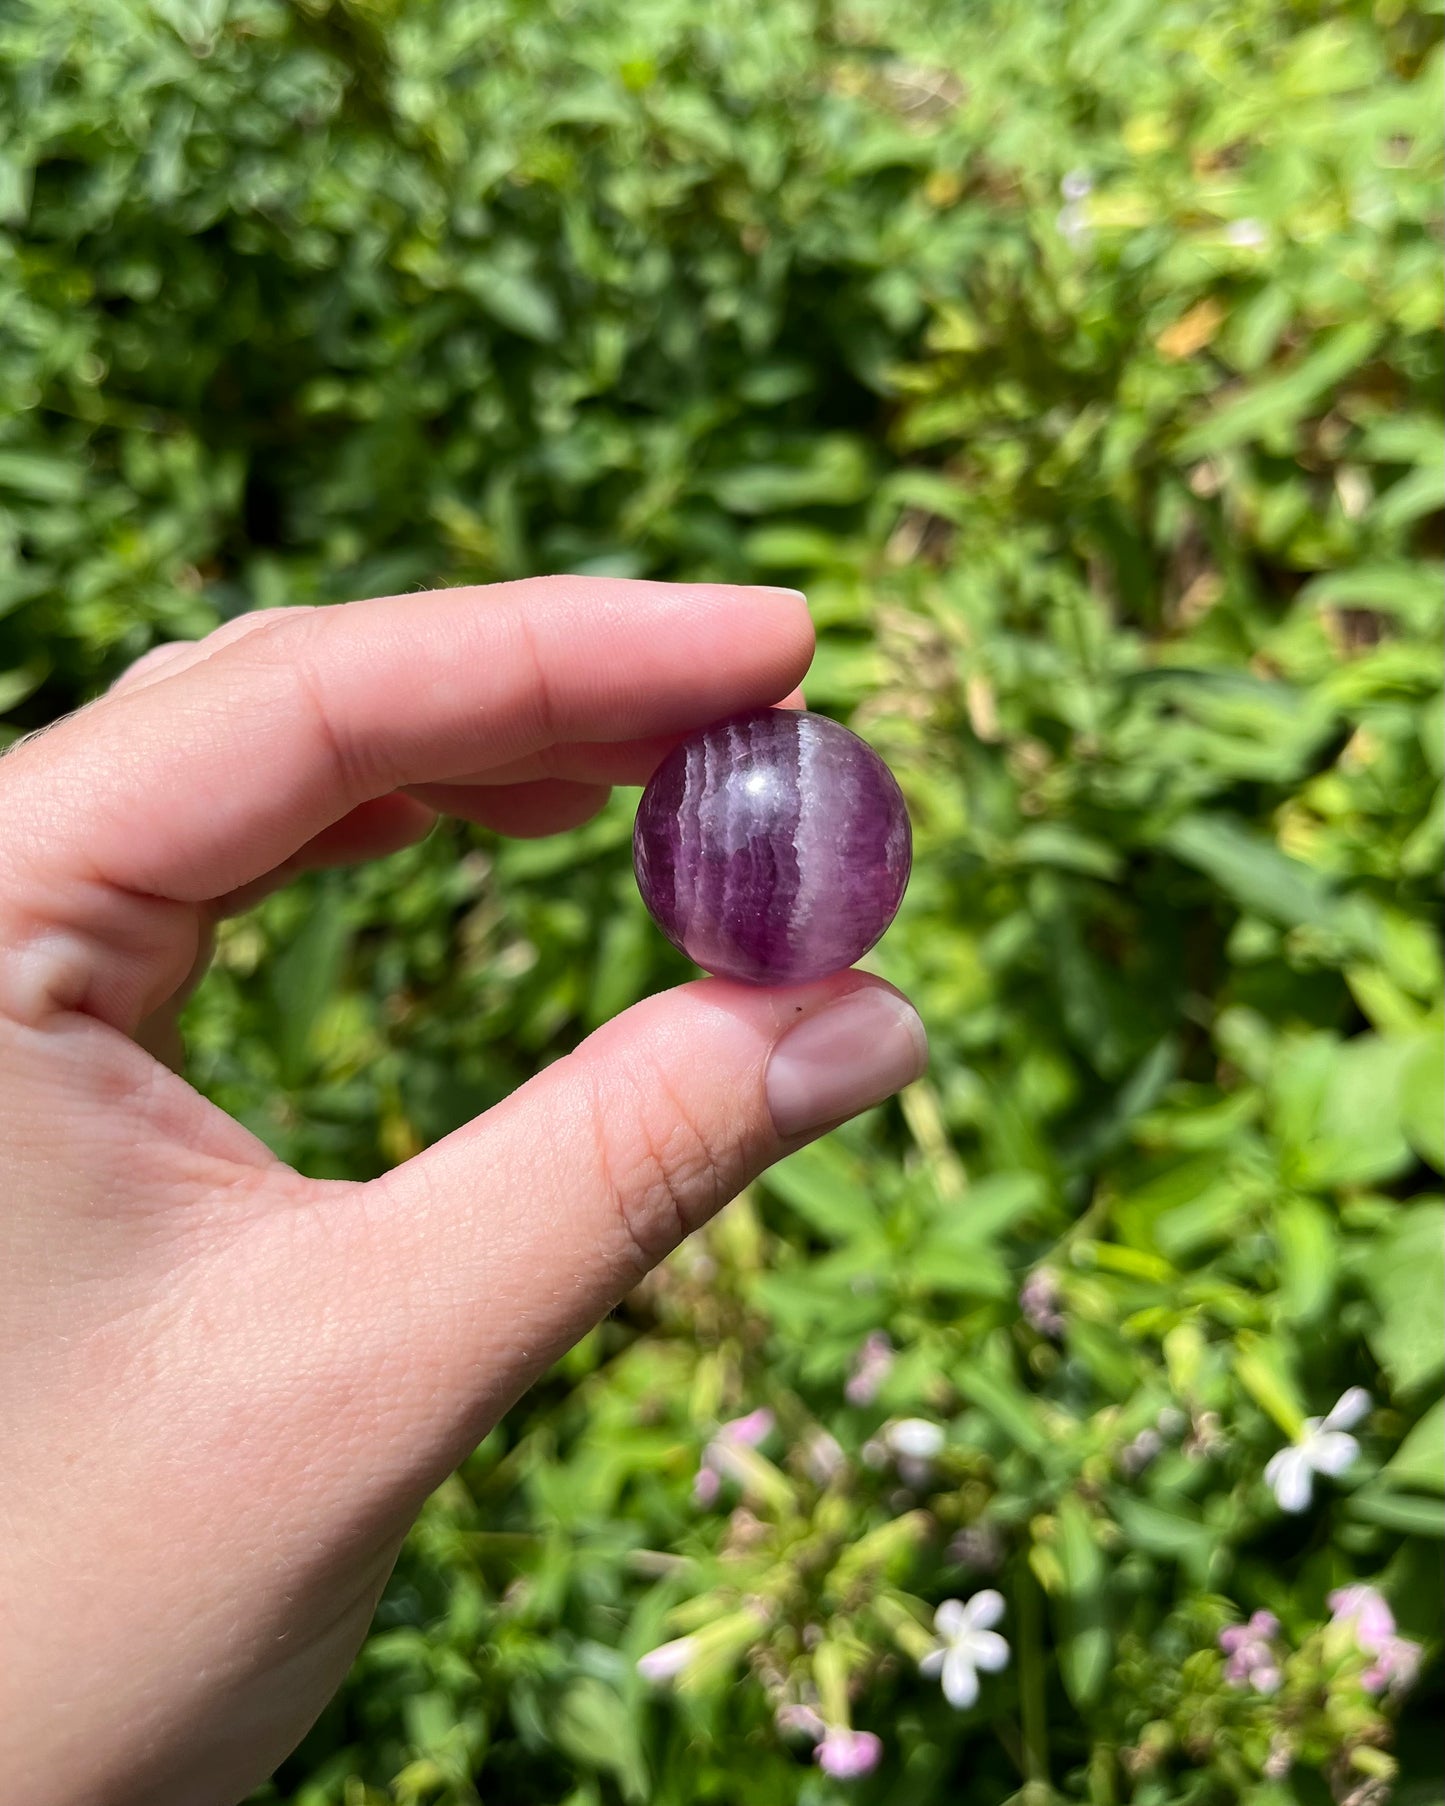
top-left (1017, 1565), bottom-right (1050, 1787)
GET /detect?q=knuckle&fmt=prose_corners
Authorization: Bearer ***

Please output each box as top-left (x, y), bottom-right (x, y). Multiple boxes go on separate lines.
top-left (588, 1061), bottom-right (727, 1277)
top-left (235, 613), bottom-right (383, 797)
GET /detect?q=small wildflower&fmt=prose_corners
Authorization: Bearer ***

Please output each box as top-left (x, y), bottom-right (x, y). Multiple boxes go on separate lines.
top-left (846, 1331), bottom-right (895, 1405)
top-left (1225, 217), bottom-right (1267, 248)
top-left (637, 1634), bottom-right (698, 1683)
top-left (920, 1591), bottom-right (1010, 1708)
top-left (1263, 1734), bottom-right (1295, 1780)
top-left (1056, 202), bottom-right (1091, 248)
top-left (1363, 1641), bottom-right (1420, 1695)
top-left (775, 1702), bottom-right (826, 1741)
top-left (1328, 1584), bottom-right (1423, 1696)
top-left (947, 1523), bottom-right (1005, 1573)
top-left (877, 1416), bottom-right (946, 1488)
top-left (1019, 1268), bottom-right (1065, 1337)
top-left (724, 1406), bottom-right (776, 1445)
top-left (803, 1428), bottom-right (846, 1485)
top-left (1264, 1389), bottom-right (1369, 1513)
top-left (815, 1726), bottom-right (883, 1779)
top-left (1121, 1427), bottom-right (1163, 1477)
top-left (1219, 1611), bottom-right (1282, 1694)
top-left (884, 1417), bottom-right (945, 1460)
top-left (1183, 1409), bottom-right (1225, 1459)
top-left (694, 1407), bottom-right (776, 1507)
top-left (1061, 167), bottom-right (1093, 200)
top-left (1328, 1584), bottom-right (1395, 1648)
top-left (723, 1506), bottom-right (768, 1553)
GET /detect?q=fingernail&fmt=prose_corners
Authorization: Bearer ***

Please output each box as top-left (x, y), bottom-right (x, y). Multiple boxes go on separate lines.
top-left (766, 988), bottom-right (928, 1139)
top-left (758, 586), bottom-right (808, 602)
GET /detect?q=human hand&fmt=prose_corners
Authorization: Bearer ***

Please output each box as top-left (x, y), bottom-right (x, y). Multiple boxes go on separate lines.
top-left (0, 578), bottom-right (927, 1806)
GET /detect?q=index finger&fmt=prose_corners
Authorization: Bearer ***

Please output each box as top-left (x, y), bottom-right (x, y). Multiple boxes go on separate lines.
top-left (1, 577), bottom-right (813, 906)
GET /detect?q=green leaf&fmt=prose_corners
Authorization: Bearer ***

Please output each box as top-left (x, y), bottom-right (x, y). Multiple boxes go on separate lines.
top-left (1273, 1033), bottom-right (1416, 1191)
top-left (1234, 1339), bottom-right (1306, 1438)
top-left (953, 1362), bottom-right (1053, 1457)
top-left (908, 1242), bottom-right (1014, 1299)
top-left (1161, 814), bottom-right (1345, 935)
top-left (551, 1679), bottom-right (648, 1803)
top-left (1380, 1398), bottom-right (1445, 1496)
top-left (1114, 1155), bottom-right (1251, 1259)
top-left (1054, 1494), bottom-right (1111, 1708)
top-left (708, 436), bottom-right (873, 512)
top-left (461, 261), bottom-right (562, 343)
top-left (1362, 1202), bottom-right (1445, 1396)
top-left (268, 882), bottom-right (353, 1089)
top-left (921, 1171), bottom-right (1048, 1246)
top-left (0, 658), bottom-right (48, 714)
top-left (1010, 824), bottom-right (1124, 880)
top-left (1275, 1195), bottom-right (1336, 1323)
top-left (1346, 1488), bottom-right (1445, 1538)
top-left (1109, 1493), bottom-right (1215, 1582)
top-left (1401, 1036), bottom-right (1445, 1173)
top-left (1301, 565), bottom-right (1445, 634)
top-left (763, 1141), bottom-right (878, 1240)
top-left (0, 450), bottom-right (86, 502)
top-left (1176, 320), bottom-right (1378, 456)
top-left (402, 1688), bottom-right (459, 1753)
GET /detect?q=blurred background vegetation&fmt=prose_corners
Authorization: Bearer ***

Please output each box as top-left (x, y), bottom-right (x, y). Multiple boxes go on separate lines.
top-left (2, 0), bottom-right (1442, 1800)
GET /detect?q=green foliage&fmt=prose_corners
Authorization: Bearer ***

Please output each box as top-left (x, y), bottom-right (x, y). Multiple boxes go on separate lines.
top-left (2, 0), bottom-right (1441, 1800)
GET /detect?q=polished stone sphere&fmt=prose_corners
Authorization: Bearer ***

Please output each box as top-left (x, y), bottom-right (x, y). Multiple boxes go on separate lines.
top-left (633, 707), bottom-right (912, 985)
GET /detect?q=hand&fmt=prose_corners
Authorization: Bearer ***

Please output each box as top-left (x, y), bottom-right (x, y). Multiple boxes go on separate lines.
top-left (0, 578), bottom-right (927, 1806)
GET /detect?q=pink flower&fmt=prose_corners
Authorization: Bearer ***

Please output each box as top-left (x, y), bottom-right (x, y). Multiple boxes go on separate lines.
top-left (1328, 1585), bottom-right (1423, 1695)
top-left (636, 1635), bottom-right (698, 1683)
top-left (846, 1332), bottom-right (895, 1405)
top-left (776, 1702), bottom-right (826, 1740)
top-left (1220, 1611), bottom-right (1282, 1693)
top-left (724, 1407), bottom-right (776, 1446)
top-left (815, 1725), bottom-right (884, 1779)
top-left (947, 1523), bottom-right (1004, 1573)
top-left (1327, 1584), bottom-right (1395, 1650)
top-left (804, 1428), bottom-right (846, 1485)
top-left (1019, 1268), bottom-right (1064, 1337)
top-left (694, 1407), bottom-right (775, 1507)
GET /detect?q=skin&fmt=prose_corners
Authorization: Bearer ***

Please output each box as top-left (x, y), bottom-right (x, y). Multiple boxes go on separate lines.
top-left (0, 578), bottom-right (921, 1806)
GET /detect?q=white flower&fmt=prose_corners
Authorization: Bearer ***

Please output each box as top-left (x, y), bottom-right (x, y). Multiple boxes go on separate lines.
top-left (884, 1417), bottom-right (945, 1461)
top-left (920, 1590), bottom-right (1010, 1709)
top-left (1264, 1388), bottom-right (1370, 1513)
top-left (1225, 217), bottom-right (1267, 248)
top-left (1056, 202), bottom-right (1092, 248)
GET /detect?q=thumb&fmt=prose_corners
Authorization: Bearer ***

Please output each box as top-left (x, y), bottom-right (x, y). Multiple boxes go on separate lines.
top-left (341, 970), bottom-right (926, 1468)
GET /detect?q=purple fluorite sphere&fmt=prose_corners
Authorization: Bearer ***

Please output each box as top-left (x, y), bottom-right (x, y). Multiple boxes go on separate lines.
top-left (633, 708), bottom-right (912, 985)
